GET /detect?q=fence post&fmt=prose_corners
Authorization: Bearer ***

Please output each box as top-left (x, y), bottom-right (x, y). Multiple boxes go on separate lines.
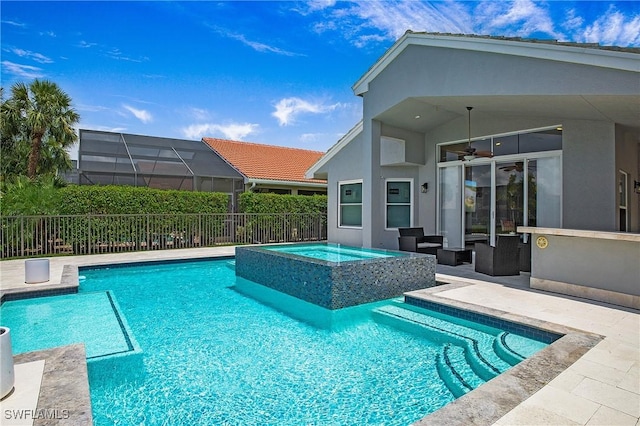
top-left (87, 214), bottom-right (92, 254)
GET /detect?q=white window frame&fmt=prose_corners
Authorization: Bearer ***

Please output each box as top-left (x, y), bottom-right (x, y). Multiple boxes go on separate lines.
top-left (384, 178), bottom-right (413, 230)
top-left (338, 179), bottom-right (363, 229)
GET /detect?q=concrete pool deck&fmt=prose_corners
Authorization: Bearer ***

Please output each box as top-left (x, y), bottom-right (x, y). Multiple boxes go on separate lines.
top-left (0, 246), bottom-right (638, 425)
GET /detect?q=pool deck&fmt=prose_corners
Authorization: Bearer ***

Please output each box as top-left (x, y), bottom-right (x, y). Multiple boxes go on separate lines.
top-left (0, 246), bottom-right (638, 425)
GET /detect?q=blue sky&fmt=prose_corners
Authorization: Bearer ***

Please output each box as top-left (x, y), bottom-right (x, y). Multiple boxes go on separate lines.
top-left (2, 1), bottom-right (639, 155)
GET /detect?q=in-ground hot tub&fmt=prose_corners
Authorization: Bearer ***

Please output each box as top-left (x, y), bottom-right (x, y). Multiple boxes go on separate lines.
top-left (235, 243), bottom-right (437, 309)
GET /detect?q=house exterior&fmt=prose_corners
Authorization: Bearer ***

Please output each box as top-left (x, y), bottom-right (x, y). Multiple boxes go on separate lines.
top-left (307, 32), bottom-right (640, 251)
top-left (202, 138), bottom-right (327, 196)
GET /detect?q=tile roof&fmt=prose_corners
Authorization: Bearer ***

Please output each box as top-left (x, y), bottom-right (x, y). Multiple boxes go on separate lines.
top-left (202, 138), bottom-right (327, 184)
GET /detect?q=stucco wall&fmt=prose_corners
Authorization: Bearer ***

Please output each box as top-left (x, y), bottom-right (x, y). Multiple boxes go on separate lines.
top-left (316, 131), bottom-right (365, 247)
top-left (615, 125), bottom-right (640, 232)
top-left (562, 120), bottom-right (616, 231)
top-left (379, 124), bottom-right (427, 249)
top-left (528, 230), bottom-right (640, 309)
top-left (365, 45), bottom-right (637, 119)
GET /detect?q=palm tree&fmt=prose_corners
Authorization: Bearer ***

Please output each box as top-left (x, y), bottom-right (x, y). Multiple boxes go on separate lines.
top-left (1, 80), bottom-right (79, 179)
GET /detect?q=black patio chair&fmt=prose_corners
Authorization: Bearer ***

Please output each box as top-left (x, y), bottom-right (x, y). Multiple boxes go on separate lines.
top-left (474, 234), bottom-right (521, 276)
top-left (397, 228), bottom-right (443, 255)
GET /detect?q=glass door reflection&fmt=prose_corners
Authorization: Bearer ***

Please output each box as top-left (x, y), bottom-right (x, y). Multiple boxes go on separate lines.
top-left (495, 160), bottom-right (525, 235)
top-left (464, 164), bottom-right (491, 246)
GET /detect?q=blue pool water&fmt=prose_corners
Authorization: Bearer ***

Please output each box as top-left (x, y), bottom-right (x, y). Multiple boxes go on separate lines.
top-left (1, 258), bottom-right (552, 425)
top-left (263, 242), bottom-right (404, 262)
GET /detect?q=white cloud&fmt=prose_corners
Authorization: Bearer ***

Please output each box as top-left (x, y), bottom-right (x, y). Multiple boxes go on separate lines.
top-left (208, 25), bottom-right (301, 56)
top-left (1, 61), bottom-right (44, 79)
top-left (294, 0), bottom-right (337, 16)
top-left (185, 107), bottom-right (213, 122)
top-left (77, 40), bottom-right (98, 49)
top-left (309, 1), bottom-right (472, 45)
top-left (10, 48), bottom-right (53, 64)
top-left (76, 103), bottom-right (110, 113)
top-left (580, 6), bottom-right (640, 46)
top-left (477, 0), bottom-right (561, 39)
top-left (561, 8), bottom-right (585, 32)
top-left (272, 97), bottom-right (344, 126)
top-left (123, 104), bottom-right (153, 123)
top-left (107, 48), bottom-right (148, 63)
top-left (181, 122), bottom-right (259, 140)
top-left (305, 0), bottom-right (639, 48)
top-left (1, 20), bottom-right (26, 28)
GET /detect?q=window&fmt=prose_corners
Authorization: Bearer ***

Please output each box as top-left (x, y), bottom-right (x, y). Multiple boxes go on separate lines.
top-left (339, 180), bottom-right (362, 227)
top-left (439, 127), bottom-right (562, 162)
top-left (386, 179), bottom-right (412, 229)
top-left (619, 170), bottom-right (628, 232)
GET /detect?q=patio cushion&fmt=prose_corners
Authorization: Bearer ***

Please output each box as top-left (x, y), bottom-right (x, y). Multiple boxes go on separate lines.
top-left (417, 242), bottom-right (442, 249)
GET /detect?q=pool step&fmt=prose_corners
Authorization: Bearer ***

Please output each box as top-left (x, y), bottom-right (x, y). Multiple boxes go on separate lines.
top-left (436, 343), bottom-right (485, 398)
top-left (391, 302), bottom-right (517, 370)
top-left (374, 304), bottom-right (514, 377)
top-left (226, 260), bottom-right (236, 271)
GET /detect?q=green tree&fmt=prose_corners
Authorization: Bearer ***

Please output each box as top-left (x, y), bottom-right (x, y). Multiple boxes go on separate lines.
top-left (1, 80), bottom-right (79, 179)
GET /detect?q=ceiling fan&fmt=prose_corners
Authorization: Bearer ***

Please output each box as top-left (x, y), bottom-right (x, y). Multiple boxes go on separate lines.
top-left (499, 161), bottom-right (524, 172)
top-left (456, 107), bottom-right (493, 161)
top-left (499, 161), bottom-right (532, 173)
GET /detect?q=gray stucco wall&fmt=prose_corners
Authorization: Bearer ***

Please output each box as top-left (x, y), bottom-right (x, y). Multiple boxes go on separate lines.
top-left (316, 131), bottom-right (365, 247)
top-left (562, 120), bottom-right (616, 231)
top-left (379, 124), bottom-right (428, 249)
top-left (532, 234), bottom-right (640, 297)
top-left (364, 45), bottom-right (638, 119)
top-left (615, 125), bottom-right (640, 232)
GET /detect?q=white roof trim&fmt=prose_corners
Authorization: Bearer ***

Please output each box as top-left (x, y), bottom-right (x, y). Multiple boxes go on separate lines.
top-left (353, 33), bottom-right (640, 96)
top-left (247, 178), bottom-right (326, 188)
top-left (305, 121), bottom-right (363, 179)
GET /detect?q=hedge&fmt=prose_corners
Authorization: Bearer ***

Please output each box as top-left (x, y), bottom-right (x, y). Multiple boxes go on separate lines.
top-left (2, 184), bottom-right (328, 216)
top-left (57, 185), bottom-right (230, 215)
top-left (238, 192), bottom-right (327, 214)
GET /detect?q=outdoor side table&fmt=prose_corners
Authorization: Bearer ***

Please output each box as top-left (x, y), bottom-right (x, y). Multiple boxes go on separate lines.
top-left (25, 258), bottom-right (50, 284)
top-left (436, 248), bottom-right (472, 266)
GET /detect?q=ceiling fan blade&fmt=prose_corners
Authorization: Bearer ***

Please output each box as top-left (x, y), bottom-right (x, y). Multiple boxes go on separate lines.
top-left (475, 150), bottom-right (494, 158)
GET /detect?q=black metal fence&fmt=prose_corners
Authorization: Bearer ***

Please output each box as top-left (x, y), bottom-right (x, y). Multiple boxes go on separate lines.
top-left (0, 213), bottom-right (327, 259)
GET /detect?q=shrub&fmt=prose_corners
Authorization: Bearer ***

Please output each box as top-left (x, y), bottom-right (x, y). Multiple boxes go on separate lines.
top-left (58, 185), bottom-right (229, 214)
top-left (238, 192), bottom-right (327, 214)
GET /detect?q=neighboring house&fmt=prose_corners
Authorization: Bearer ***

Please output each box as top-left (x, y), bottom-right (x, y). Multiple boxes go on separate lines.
top-left (77, 130), bottom-right (327, 210)
top-left (78, 129), bottom-right (245, 203)
top-left (203, 138), bottom-right (327, 196)
top-left (307, 32), bottom-right (639, 250)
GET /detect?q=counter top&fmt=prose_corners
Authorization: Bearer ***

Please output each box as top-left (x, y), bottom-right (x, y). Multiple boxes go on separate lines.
top-left (517, 227), bottom-right (640, 243)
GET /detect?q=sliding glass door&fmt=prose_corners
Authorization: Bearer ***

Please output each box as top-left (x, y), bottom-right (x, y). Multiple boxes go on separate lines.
top-left (439, 166), bottom-right (462, 247)
top-left (464, 164), bottom-right (491, 245)
top-left (495, 160), bottom-right (525, 234)
top-left (438, 154), bottom-right (561, 248)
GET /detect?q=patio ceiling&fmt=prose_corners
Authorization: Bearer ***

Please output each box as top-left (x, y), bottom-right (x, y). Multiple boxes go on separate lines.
top-left (374, 94), bottom-right (640, 134)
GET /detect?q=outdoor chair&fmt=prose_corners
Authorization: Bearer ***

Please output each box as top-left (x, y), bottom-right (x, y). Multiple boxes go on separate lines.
top-left (397, 228), bottom-right (443, 255)
top-left (474, 234), bottom-right (521, 276)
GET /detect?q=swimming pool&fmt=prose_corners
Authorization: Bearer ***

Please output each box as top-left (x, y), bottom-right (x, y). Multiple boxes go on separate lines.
top-left (1, 258), bottom-right (556, 425)
top-left (236, 243), bottom-right (437, 309)
top-left (262, 242), bottom-right (402, 262)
